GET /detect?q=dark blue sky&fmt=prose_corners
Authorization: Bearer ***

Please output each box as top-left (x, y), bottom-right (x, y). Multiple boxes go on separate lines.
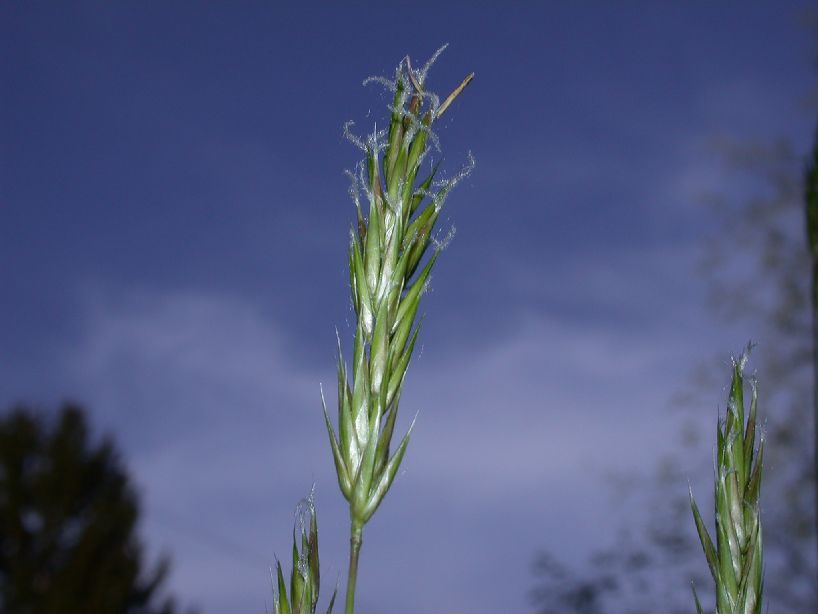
top-left (2, 3), bottom-right (816, 613)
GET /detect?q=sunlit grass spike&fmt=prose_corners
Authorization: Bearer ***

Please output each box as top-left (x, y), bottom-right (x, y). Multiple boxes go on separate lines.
top-left (327, 47), bottom-right (473, 614)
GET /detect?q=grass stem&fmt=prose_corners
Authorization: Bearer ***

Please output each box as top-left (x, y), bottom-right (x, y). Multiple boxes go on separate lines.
top-left (806, 126), bottom-right (818, 583)
top-left (345, 523), bottom-right (363, 614)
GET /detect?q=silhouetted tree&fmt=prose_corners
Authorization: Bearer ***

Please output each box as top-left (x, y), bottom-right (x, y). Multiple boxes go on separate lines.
top-left (0, 404), bottom-right (181, 614)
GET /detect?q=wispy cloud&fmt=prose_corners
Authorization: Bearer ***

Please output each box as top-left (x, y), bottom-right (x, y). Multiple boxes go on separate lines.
top-left (51, 282), bottom-right (727, 613)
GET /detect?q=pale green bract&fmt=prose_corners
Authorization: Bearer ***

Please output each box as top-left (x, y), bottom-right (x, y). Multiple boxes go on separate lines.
top-left (321, 45), bottom-right (473, 614)
top-left (690, 345), bottom-right (765, 614)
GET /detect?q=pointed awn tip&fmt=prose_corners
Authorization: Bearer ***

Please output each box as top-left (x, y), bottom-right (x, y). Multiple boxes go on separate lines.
top-left (436, 73), bottom-right (475, 119)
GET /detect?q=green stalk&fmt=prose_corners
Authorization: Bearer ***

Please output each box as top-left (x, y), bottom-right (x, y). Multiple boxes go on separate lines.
top-left (804, 126), bottom-right (818, 578)
top-left (323, 47), bottom-right (473, 613)
top-left (813, 262), bottom-right (818, 579)
top-left (344, 523), bottom-right (362, 614)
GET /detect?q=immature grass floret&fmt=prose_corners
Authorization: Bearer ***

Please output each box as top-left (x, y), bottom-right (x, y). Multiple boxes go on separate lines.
top-left (690, 346), bottom-right (764, 614)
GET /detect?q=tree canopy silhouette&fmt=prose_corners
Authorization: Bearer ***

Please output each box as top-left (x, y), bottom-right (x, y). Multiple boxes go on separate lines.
top-left (0, 404), bottom-right (181, 614)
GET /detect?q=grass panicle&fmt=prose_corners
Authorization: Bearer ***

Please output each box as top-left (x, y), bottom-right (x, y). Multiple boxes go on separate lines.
top-left (323, 46), bottom-right (473, 614)
top-left (690, 345), bottom-right (765, 614)
top-left (272, 490), bottom-right (337, 614)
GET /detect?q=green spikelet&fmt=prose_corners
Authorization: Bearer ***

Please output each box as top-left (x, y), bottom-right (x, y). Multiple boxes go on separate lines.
top-left (690, 345), bottom-right (764, 614)
top-left (272, 491), bottom-right (337, 614)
